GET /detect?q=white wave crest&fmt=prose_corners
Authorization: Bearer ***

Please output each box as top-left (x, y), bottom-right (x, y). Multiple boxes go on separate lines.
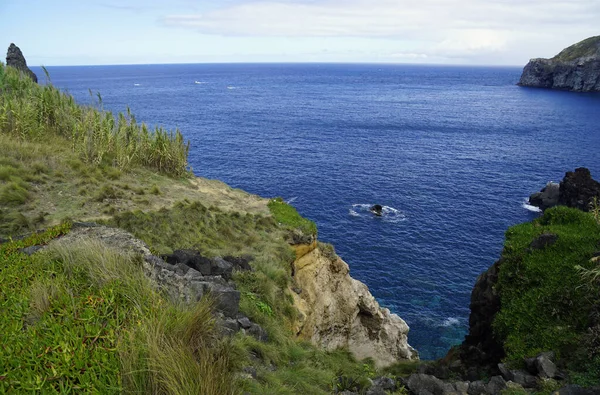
top-left (441, 317), bottom-right (460, 327)
top-left (522, 198), bottom-right (542, 213)
top-left (133, 83), bottom-right (141, 86)
top-left (349, 204), bottom-right (406, 222)
top-left (285, 197), bottom-right (298, 204)
top-left (226, 86), bottom-right (238, 90)
top-left (194, 81), bottom-right (207, 84)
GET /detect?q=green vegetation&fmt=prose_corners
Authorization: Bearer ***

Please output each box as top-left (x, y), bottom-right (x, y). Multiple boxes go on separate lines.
top-left (493, 206), bottom-right (600, 385)
top-left (0, 225), bottom-right (236, 393)
top-left (0, 63), bottom-right (189, 177)
top-left (553, 35), bottom-right (600, 62)
top-left (268, 197), bottom-right (317, 237)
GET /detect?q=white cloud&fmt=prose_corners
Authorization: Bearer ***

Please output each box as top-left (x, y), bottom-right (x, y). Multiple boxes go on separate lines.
top-left (159, 0), bottom-right (600, 64)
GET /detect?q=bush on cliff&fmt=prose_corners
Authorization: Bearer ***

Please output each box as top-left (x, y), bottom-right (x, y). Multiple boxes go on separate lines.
top-left (493, 206), bottom-right (600, 385)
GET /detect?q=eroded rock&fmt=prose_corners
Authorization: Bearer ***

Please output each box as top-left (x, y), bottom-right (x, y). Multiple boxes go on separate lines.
top-left (6, 43), bottom-right (37, 83)
top-left (291, 245), bottom-right (417, 367)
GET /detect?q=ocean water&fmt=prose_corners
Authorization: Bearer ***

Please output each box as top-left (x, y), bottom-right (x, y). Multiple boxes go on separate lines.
top-left (36, 63), bottom-right (600, 360)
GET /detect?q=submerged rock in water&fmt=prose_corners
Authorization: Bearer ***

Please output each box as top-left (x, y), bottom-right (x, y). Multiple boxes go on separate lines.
top-left (6, 43), bottom-right (37, 83)
top-left (370, 204), bottom-right (383, 216)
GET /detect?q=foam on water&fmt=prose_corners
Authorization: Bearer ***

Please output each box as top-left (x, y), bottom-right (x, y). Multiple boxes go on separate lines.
top-left (441, 317), bottom-right (461, 327)
top-left (133, 83), bottom-right (141, 86)
top-left (349, 204), bottom-right (407, 223)
top-left (522, 198), bottom-right (542, 213)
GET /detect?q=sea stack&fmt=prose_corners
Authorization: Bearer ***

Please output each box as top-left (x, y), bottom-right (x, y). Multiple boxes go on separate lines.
top-left (518, 36), bottom-right (600, 92)
top-left (6, 43), bottom-right (38, 83)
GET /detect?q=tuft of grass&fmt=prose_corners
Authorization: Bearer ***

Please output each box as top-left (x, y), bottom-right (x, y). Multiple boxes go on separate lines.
top-left (0, 180), bottom-right (30, 205)
top-left (268, 197), bottom-right (317, 237)
top-left (93, 184), bottom-right (123, 202)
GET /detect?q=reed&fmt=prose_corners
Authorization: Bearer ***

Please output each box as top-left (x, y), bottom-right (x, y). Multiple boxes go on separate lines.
top-left (0, 63), bottom-right (189, 177)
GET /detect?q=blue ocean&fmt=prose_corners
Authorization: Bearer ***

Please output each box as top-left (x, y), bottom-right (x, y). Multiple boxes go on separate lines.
top-left (35, 63), bottom-right (600, 360)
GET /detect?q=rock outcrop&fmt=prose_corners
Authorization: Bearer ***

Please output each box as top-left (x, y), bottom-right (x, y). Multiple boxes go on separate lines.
top-left (529, 182), bottom-right (560, 211)
top-left (6, 43), bottom-right (37, 83)
top-left (518, 36), bottom-right (600, 92)
top-left (39, 223), bottom-right (267, 340)
top-left (558, 167), bottom-right (600, 211)
top-left (290, 243), bottom-right (417, 367)
top-left (529, 168), bottom-right (600, 212)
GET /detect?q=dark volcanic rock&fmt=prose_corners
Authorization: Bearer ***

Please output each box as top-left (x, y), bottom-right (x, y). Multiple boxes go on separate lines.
top-left (518, 36), bottom-right (600, 92)
top-left (558, 168), bottom-right (600, 212)
top-left (458, 257), bottom-right (505, 372)
top-left (370, 205), bottom-right (383, 216)
top-left (6, 43), bottom-right (37, 83)
top-left (528, 233), bottom-right (559, 251)
top-left (529, 182), bottom-right (560, 211)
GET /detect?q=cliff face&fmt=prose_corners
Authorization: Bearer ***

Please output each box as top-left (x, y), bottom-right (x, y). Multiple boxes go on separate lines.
top-left (518, 36), bottom-right (600, 92)
top-left (290, 243), bottom-right (417, 368)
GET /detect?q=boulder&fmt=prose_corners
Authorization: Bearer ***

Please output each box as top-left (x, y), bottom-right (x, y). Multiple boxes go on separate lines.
top-left (529, 182), bottom-right (560, 211)
top-left (554, 385), bottom-right (600, 395)
top-left (535, 354), bottom-right (557, 379)
top-left (528, 233), bottom-right (559, 251)
top-left (407, 374), bottom-right (454, 395)
top-left (370, 205), bottom-right (383, 216)
top-left (558, 168), bottom-right (600, 212)
top-left (485, 376), bottom-right (507, 395)
top-left (6, 43), bottom-right (38, 83)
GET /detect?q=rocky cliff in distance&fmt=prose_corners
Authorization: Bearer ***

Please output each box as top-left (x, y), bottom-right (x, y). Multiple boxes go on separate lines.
top-left (290, 242), bottom-right (417, 368)
top-left (6, 43), bottom-right (37, 83)
top-left (518, 36), bottom-right (600, 92)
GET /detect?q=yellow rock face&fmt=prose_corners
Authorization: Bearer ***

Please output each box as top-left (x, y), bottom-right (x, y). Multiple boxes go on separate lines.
top-left (290, 245), bottom-right (418, 367)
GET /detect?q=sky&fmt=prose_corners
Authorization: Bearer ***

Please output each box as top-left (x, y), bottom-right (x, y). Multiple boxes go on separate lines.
top-left (0, 0), bottom-right (598, 66)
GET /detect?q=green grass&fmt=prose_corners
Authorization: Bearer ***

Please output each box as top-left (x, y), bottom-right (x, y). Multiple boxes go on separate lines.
top-left (268, 197), bottom-right (317, 237)
top-left (493, 206), bottom-right (600, 384)
top-left (0, 224), bottom-right (237, 394)
top-left (553, 35), bottom-right (600, 61)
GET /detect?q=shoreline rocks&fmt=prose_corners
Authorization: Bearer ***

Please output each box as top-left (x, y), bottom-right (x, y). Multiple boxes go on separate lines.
top-left (528, 168), bottom-right (600, 212)
top-left (6, 43), bottom-right (37, 83)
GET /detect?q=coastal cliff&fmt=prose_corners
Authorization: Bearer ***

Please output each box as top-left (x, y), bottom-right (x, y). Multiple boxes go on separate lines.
top-left (518, 36), bottom-right (600, 92)
top-left (291, 242), bottom-right (417, 367)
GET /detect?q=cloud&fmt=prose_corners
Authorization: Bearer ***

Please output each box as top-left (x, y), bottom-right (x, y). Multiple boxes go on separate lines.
top-left (160, 0), bottom-right (600, 63)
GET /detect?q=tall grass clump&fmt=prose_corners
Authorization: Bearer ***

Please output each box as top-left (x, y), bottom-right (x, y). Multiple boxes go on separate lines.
top-left (0, 63), bottom-right (189, 177)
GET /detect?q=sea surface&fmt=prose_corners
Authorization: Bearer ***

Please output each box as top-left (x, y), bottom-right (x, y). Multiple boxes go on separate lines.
top-left (36, 63), bottom-right (600, 360)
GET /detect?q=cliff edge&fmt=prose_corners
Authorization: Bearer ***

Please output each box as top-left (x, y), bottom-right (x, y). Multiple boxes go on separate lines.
top-left (518, 36), bottom-right (600, 92)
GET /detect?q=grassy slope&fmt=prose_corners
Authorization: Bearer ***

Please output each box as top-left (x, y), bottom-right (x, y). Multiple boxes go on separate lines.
top-left (0, 63), bottom-right (406, 394)
top-left (494, 206), bottom-right (600, 386)
top-left (552, 35), bottom-right (600, 62)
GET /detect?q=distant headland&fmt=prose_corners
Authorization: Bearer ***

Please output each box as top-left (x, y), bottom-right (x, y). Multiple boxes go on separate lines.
top-left (518, 35), bottom-right (600, 92)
